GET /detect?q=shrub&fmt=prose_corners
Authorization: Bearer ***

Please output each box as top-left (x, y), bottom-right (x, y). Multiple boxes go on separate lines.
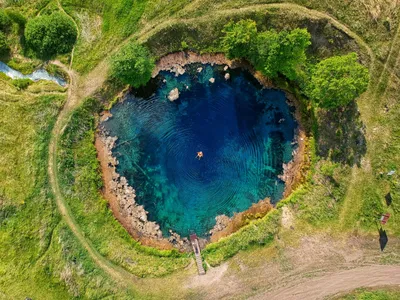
top-left (11, 78), bottom-right (32, 90)
top-left (24, 12), bottom-right (77, 57)
top-left (0, 32), bottom-right (9, 55)
top-left (0, 9), bottom-right (11, 32)
top-left (110, 41), bottom-right (155, 88)
top-left (308, 53), bottom-right (369, 109)
top-left (221, 19), bottom-right (257, 59)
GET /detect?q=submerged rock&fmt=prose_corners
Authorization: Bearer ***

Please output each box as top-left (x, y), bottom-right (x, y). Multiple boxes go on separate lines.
top-left (168, 88), bottom-right (180, 101)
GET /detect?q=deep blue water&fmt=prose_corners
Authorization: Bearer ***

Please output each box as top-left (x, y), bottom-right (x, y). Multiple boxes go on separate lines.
top-left (103, 64), bottom-right (297, 237)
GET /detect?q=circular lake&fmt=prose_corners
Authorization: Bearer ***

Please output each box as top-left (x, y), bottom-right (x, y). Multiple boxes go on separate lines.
top-left (103, 64), bottom-right (297, 237)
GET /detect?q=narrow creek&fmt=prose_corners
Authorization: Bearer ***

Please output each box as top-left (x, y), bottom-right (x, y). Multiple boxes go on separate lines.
top-left (0, 61), bottom-right (66, 86)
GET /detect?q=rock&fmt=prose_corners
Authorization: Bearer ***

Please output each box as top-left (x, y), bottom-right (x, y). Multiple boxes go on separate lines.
top-left (224, 73), bottom-right (230, 80)
top-left (197, 67), bottom-right (203, 73)
top-left (210, 214), bottom-right (230, 235)
top-left (224, 65), bottom-right (229, 71)
top-left (209, 77), bottom-right (215, 83)
top-left (168, 88), bottom-right (180, 101)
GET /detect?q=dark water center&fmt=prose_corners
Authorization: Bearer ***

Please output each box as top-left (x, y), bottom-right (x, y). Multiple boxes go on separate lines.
top-left (103, 64), bottom-right (297, 237)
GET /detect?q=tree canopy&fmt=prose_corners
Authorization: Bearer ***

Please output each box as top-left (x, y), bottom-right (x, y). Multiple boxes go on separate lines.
top-left (251, 28), bottom-right (311, 80)
top-left (221, 19), bottom-right (257, 59)
top-left (221, 19), bottom-right (311, 80)
top-left (24, 12), bottom-right (77, 57)
top-left (110, 42), bottom-right (155, 88)
top-left (308, 53), bottom-right (369, 108)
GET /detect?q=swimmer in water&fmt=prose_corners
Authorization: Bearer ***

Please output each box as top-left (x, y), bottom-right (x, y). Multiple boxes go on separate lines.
top-left (196, 151), bottom-right (203, 160)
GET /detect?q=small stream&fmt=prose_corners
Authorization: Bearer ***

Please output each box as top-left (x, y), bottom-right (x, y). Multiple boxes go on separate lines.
top-left (0, 61), bottom-right (67, 86)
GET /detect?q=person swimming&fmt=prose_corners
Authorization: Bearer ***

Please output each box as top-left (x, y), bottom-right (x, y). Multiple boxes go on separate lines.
top-left (196, 151), bottom-right (203, 160)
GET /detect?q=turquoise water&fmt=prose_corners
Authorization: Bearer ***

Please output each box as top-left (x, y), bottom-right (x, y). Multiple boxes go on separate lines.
top-left (103, 64), bottom-right (297, 237)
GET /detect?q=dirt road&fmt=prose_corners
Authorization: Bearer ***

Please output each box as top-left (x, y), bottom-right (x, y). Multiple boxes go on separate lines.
top-left (252, 265), bottom-right (400, 300)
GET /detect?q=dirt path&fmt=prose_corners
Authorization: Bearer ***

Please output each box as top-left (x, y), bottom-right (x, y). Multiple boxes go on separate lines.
top-left (252, 265), bottom-right (400, 300)
top-left (46, 2), bottom-right (393, 296)
top-left (375, 17), bottom-right (400, 96)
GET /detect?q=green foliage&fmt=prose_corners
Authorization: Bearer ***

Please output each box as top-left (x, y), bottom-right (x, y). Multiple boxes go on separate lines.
top-left (220, 20), bottom-right (310, 80)
top-left (203, 210), bottom-right (280, 266)
top-left (221, 19), bottom-right (257, 59)
top-left (308, 53), bottom-right (369, 109)
top-left (358, 185), bottom-right (384, 228)
top-left (110, 41), bottom-right (155, 88)
top-left (24, 12), bottom-right (77, 57)
top-left (0, 9), bottom-right (11, 32)
top-left (251, 28), bottom-right (311, 80)
top-left (338, 287), bottom-right (400, 300)
top-left (11, 78), bottom-right (32, 90)
top-left (5, 10), bottom-right (26, 28)
top-left (0, 32), bottom-right (9, 55)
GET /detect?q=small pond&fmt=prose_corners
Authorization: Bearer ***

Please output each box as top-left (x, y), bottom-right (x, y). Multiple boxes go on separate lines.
top-left (103, 64), bottom-right (297, 237)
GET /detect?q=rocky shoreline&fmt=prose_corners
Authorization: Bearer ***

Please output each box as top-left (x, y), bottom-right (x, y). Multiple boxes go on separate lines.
top-left (95, 51), bottom-right (308, 251)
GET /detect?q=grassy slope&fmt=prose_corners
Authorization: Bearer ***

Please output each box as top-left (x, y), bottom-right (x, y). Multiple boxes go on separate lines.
top-left (0, 0), bottom-right (399, 298)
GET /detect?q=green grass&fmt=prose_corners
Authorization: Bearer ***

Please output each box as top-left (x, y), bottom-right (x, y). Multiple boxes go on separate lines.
top-left (333, 287), bottom-right (400, 300)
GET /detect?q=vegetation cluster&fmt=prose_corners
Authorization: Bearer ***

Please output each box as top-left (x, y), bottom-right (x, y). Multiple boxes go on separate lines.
top-left (220, 19), bottom-right (369, 109)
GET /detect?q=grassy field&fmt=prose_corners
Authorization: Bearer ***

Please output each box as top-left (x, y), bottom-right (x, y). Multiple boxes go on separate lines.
top-left (0, 0), bottom-right (399, 299)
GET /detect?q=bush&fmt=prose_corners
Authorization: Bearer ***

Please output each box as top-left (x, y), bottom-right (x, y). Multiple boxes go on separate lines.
top-left (221, 19), bottom-right (257, 59)
top-left (11, 78), bottom-right (32, 90)
top-left (0, 9), bottom-right (11, 32)
top-left (308, 53), bottom-right (369, 109)
top-left (110, 41), bottom-right (155, 88)
top-left (24, 12), bottom-right (77, 57)
top-left (0, 32), bottom-right (9, 55)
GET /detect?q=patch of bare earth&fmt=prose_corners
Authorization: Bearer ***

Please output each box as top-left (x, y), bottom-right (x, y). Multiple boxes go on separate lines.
top-left (184, 234), bottom-right (400, 299)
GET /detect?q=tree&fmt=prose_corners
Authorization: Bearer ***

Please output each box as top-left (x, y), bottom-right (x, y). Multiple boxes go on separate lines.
top-left (0, 9), bottom-right (11, 32)
top-left (0, 32), bottom-right (9, 55)
top-left (110, 42), bottom-right (155, 88)
top-left (221, 19), bottom-right (257, 59)
top-left (24, 12), bottom-right (77, 57)
top-left (308, 53), bottom-right (369, 109)
top-left (251, 28), bottom-right (311, 80)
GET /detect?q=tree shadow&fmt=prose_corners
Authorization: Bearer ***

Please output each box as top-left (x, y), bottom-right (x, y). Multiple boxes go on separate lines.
top-left (315, 101), bottom-right (367, 166)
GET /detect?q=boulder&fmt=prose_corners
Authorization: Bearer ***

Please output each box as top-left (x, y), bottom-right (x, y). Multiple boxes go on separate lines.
top-left (168, 88), bottom-right (180, 101)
